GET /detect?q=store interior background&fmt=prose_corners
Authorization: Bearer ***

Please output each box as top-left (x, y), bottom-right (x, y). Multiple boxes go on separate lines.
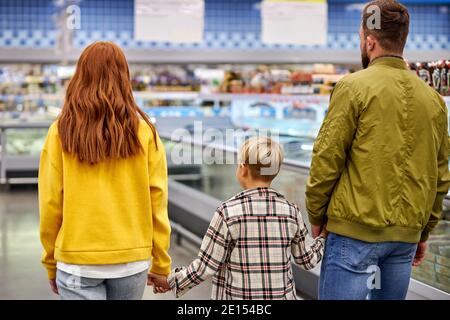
top-left (0, 0), bottom-right (449, 299)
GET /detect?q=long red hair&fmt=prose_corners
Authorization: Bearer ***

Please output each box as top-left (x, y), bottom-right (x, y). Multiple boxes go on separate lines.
top-left (58, 42), bottom-right (156, 165)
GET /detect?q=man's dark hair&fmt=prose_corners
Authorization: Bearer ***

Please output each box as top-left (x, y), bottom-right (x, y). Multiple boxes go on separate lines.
top-left (362, 0), bottom-right (410, 53)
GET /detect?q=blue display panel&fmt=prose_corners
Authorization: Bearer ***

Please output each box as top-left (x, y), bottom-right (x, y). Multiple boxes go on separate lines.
top-left (0, 0), bottom-right (449, 51)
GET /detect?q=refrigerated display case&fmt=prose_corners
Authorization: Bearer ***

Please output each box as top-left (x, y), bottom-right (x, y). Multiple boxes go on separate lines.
top-left (0, 121), bottom-right (51, 184)
top-left (0, 93), bottom-right (59, 184)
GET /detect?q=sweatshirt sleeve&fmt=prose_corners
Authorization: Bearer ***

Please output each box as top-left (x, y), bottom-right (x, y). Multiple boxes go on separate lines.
top-left (148, 132), bottom-right (172, 276)
top-left (38, 124), bottom-right (63, 280)
top-left (421, 105), bottom-right (450, 242)
top-left (306, 81), bottom-right (360, 226)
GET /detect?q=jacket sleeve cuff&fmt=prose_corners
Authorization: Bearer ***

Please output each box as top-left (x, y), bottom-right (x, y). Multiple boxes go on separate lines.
top-left (150, 264), bottom-right (171, 276)
top-left (308, 214), bottom-right (326, 226)
top-left (420, 230), bottom-right (430, 242)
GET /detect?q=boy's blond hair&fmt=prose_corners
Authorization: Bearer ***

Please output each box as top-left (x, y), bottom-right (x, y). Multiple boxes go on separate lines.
top-left (238, 136), bottom-right (284, 182)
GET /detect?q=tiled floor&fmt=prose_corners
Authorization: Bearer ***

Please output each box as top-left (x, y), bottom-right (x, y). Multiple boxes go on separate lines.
top-left (0, 186), bottom-right (211, 300)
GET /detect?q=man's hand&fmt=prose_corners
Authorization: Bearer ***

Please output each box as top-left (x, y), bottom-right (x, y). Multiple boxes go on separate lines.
top-left (311, 224), bottom-right (323, 238)
top-left (413, 241), bottom-right (427, 266)
top-left (49, 279), bottom-right (58, 295)
top-left (148, 272), bottom-right (170, 294)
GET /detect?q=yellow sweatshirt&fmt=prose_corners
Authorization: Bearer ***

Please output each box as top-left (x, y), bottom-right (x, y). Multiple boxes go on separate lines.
top-left (39, 120), bottom-right (171, 280)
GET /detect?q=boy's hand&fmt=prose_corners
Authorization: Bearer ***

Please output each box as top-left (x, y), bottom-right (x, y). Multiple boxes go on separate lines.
top-left (147, 272), bottom-right (170, 294)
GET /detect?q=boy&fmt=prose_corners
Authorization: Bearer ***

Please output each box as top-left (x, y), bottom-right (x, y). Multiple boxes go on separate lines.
top-left (149, 136), bottom-right (327, 299)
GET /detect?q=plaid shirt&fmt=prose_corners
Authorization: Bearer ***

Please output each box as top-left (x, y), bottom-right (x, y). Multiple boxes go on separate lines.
top-left (168, 187), bottom-right (325, 300)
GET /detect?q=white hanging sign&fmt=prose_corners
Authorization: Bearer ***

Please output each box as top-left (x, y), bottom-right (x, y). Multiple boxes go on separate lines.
top-left (134, 0), bottom-right (204, 43)
top-left (261, 0), bottom-right (328, 46)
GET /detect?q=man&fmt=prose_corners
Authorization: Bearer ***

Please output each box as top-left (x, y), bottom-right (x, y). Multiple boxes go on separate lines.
top-left (306, 0), bottom-right (450, 300)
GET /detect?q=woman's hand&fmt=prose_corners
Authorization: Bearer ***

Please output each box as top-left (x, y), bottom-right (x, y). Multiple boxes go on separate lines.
top-left (147, 272), bottom-right (170, 294)
top-left (49, 279), bottom-right (59, 295)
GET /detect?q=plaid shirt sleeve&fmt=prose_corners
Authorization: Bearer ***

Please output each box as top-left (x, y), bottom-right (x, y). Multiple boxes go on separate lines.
top-left (291, 208), bottom-right (325, 270)
top-left (168, 208), bottom-right (231, 298)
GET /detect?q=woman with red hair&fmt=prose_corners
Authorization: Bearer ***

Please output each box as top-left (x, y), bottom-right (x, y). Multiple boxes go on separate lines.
top-left (39, 42), bottom-right (171, 300)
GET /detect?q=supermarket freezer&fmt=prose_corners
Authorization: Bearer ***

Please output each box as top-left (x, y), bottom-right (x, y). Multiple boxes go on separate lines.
top-left (0, 121), bottom-right (51, 184)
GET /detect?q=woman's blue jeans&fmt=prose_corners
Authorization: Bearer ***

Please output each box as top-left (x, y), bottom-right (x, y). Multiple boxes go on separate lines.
top-left (56, 269), bottom-right (148, 300)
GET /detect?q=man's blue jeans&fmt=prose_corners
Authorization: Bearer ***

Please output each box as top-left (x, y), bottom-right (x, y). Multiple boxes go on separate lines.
top-left (319, 233), bottom-right (418, 300)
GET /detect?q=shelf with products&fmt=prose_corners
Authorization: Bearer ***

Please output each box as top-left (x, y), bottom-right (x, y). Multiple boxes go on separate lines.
top-left (5, 60), bottom-right (448, 132)
top-left (2, 60), bottom-right (448, 122)
top-left (410, 60), bottom-right (450, 97)
top-left (0, 63), bottom-right (349, 97)
top-left (2, 60), bottom-right (449, 97)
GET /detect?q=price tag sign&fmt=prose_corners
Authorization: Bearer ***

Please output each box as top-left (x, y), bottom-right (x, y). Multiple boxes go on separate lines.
top-left (134, 0), bottom-right (204, 43)
top-left (261, 0), bottom-right (328, 45)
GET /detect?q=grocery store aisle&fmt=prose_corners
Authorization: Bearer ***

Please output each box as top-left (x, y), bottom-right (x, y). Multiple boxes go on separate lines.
top-left (0, 186), bottom-right (211, 300)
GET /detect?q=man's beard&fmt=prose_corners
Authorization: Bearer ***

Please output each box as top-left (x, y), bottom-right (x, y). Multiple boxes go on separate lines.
top-left (361, 47), bottom-right (370, 69)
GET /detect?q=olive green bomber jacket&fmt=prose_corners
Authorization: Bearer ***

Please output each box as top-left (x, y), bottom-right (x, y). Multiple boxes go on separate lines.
top-left (306, 57), bottom-right (450, 243)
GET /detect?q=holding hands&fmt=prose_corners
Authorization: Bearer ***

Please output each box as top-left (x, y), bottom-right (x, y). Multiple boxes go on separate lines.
top-left (147, 272), bottom-right (171, 294)
top-left (312, 223), bottom-right (329, 239)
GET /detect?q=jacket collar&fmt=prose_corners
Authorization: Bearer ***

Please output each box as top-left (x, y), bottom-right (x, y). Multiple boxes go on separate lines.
top-left (369, 56), bottom-right (409, 70)
top-left (234, 187), bottom-right (285, 199)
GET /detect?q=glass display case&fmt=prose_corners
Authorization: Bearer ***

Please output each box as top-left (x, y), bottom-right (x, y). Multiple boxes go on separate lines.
top-left (0, 121), bottom-right (51, 184)
top-left (412, 203), bottom-right (450, 293)
top-left (4, 128), bottom-right (48, 156)
top-left (0, 94), bottom-right (58, 183)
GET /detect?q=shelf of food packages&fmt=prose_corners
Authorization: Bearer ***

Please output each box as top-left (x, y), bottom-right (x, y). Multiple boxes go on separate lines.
top-left (163, 137), bottom-right (450, 298)
top-left (0, 63), bottom-right (349, 98)
top-left (4, 61), bottom-right (450, 93)
top-left (1, 61), bottom-right (448, 98)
